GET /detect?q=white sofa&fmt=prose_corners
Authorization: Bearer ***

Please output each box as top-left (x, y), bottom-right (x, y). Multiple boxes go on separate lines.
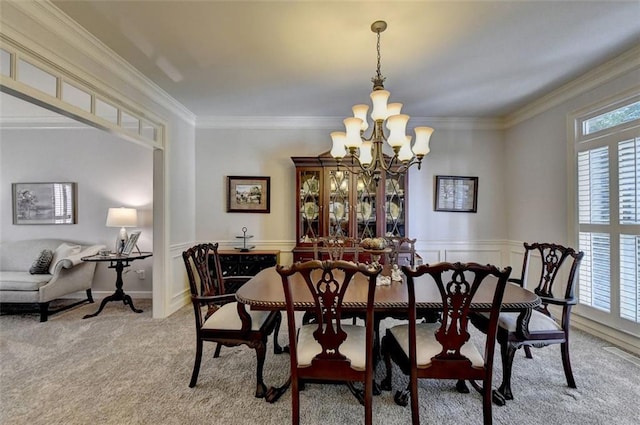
top-left (0, 239), bottom-right (105, 322)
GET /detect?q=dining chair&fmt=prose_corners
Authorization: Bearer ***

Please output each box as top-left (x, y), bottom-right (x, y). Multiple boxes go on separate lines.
top-left (306, 236), bottom-right (362, 325)
top-left (182, 242), bottom-right (282, 398)
top-left (381, 262), bottom-right (511, 425)
top-left (382, 236), bottom-right (417, 267)
top-left (277, 259), bottom-right (382, 425)
top-left (312, 236), bottom-right (361, 262)
top-left (374, 236), bottom-right (438, 353)
top-left (471, 242), bottom-right (584, 403)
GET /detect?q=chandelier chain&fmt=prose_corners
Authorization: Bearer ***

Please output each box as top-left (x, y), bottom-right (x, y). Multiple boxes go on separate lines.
top-left (376, 30), bottom-right (382, 82)
top-left (372, 27), bottom-right (386, 90)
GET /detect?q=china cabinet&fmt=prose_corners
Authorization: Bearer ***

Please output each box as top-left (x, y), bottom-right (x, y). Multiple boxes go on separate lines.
top-left (292, 152), bottom-right (408, 262)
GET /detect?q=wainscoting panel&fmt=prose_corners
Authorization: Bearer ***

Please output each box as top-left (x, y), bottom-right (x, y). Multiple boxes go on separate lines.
top-left (167, 242), bottom-right (192, 316)
top-left (415, 240), bottom-right (508, 268)
top-left (508, 246), bottom-right (526, 277)
top-left (444, 249), bottom-right (502, 265)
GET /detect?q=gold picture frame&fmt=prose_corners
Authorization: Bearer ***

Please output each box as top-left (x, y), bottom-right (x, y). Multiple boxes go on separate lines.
top-left (227, 176), bottom-right (271, 213)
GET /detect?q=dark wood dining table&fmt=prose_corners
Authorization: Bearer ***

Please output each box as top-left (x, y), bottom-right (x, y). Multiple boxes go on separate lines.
top-left (236, 265), bottom-right (540, 404)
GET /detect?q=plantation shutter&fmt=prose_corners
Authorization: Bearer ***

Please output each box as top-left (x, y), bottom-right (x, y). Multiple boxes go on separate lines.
top-left (577, 147), bottom-right (611, 311)
top-left (618, 138), bottom-right (640, 321)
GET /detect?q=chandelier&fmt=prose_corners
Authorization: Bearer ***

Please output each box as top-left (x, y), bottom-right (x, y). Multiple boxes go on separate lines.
top-left (330, 20), bottom-right (434, 179)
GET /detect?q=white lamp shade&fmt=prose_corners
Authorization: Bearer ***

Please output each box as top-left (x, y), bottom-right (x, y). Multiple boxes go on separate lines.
top-left (352, 104), bottom-right (369, 132)
top-left (359, 140), bottom-right (373, 165)
top-left (386, 102), bottom-right (403, 117)
top-left (370, 90), bottom-right (390, 121)
top-left (398, 136), bottom-right (414, 162)
top-left (106, 207), bottom-right (138, 228)
top-left (385, 114), bottom-right (410, 148)
top-left (413, 126), bottom-right (434, 156)
top-left (344, 117), bottom-right (364, 149)
top-left (330, 131), bottom-right (347, 158)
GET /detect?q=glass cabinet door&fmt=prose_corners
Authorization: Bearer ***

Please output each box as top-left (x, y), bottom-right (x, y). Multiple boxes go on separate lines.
top-left (299, 170), bottom-right (321, 242)
top-left (385, 174), bottom-right (406, 236)
top-left (356, 173), bottom-right (377, 239)
top-left (327, 169), bottom-right (350, 237)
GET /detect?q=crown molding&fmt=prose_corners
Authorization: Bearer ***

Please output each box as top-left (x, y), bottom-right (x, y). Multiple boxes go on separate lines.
top-left (504, 44), bottom-right (640, 128)
top-left (196, 115), bottom-right (504, 130)
top-left (196, 116), bottom-right (342, 130)
top-left (3, 1), bottom-right (195, 126)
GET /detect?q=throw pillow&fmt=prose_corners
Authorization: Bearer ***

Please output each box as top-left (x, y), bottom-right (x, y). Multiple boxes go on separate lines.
top-left (29, 249), bottom-right (54, 274)
top-left (49, 243), bottom-right (82, 274)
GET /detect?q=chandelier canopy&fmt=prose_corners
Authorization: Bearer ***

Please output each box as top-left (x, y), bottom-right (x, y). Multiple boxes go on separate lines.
top-left (330, 20), bottom-right (434, 179)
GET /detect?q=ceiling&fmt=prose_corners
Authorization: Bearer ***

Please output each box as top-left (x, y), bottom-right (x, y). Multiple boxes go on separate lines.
top-left (19, 1), bottom-right (640, 120)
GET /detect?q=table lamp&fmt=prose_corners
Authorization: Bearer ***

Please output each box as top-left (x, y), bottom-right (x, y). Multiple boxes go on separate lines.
top-left (106, 207), bottom-right (138, 254)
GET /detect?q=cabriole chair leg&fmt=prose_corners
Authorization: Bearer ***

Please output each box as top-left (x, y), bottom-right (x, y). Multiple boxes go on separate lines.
top-left (254, 341), bottom-right (267, 398)
top-left (561, 340), bottom-right (576, 388)
top-left (189, 339), bottom-right (203, 388)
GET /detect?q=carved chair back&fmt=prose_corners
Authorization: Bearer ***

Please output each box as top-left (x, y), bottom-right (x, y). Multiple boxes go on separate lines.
top-left (403, 262), bottom-right (511, 375)
top-left (518, 242), bottom-right (584, 321)
top-left (383, 236), bottom-right (417, 267)
top-left (182, 242), bottom-right (229, 324)
top-left (312, 236), bottom-right (361, 262)
top-left (278, 260), bottom-right (380, 368)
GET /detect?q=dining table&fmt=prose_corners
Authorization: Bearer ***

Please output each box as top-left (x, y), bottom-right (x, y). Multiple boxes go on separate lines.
top-left (235, 265), bottom-right (541, 404)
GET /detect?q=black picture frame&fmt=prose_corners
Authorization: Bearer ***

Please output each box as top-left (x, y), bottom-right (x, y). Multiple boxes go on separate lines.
top-left (227, 176), bottom-right (271, 213)
top-left (434, 175), bottom-right (478, 213)
top-left (12, 182), bottom-right (77, 224)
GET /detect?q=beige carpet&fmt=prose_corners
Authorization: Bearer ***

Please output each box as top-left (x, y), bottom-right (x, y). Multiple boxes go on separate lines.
top-left (1, 300), bottom-right (639, 425)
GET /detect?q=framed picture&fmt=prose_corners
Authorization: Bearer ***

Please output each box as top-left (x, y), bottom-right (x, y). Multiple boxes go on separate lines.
top-left (434, 175), bottom-right (478, 213)
top-left (12, 182), bottom-right (77, 224)
top-left (227, 176), bottom-right (271, 213)
top-left (121, 231), bottom-right (141, 256)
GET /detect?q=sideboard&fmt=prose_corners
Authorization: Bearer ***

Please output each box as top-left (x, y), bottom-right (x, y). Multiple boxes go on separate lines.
top-left (209, 250), bottom-right (280, 293)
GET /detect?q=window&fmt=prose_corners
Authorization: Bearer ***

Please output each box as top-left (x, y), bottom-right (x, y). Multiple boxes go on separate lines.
top-left (572, 92), bottom-right (640, 334)
top-left (582, 100), bottom-right (640, 135)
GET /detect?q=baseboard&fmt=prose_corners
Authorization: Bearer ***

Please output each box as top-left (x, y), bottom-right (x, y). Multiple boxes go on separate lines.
top-left (571, 314), bottom-right (640, 356)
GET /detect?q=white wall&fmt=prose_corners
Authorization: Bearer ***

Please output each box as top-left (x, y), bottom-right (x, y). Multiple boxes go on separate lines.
top-left (505, 66), bottom-right (640, 243)
top-left (0, 126), bottom-right (154, 295)
top-left (195, 124), bottom-right (507, 264)
top-left (408, 127), bottom-right (506, 242)
top-left (195, 127), bottom-right (325, 263)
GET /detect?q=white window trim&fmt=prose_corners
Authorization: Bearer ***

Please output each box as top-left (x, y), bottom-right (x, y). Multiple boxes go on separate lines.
top-left (568, 86), bottom-right (640, 339)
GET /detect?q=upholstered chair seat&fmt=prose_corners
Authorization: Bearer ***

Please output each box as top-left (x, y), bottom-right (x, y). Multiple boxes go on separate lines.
top-left (477, 310), bottom-right (562, 333)
top-left (202, 302), bottom-right (273, 331)
top-left (388, 322), bottom-right (485, 368)
top-left (296, 324), bottom-right (367, 370)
